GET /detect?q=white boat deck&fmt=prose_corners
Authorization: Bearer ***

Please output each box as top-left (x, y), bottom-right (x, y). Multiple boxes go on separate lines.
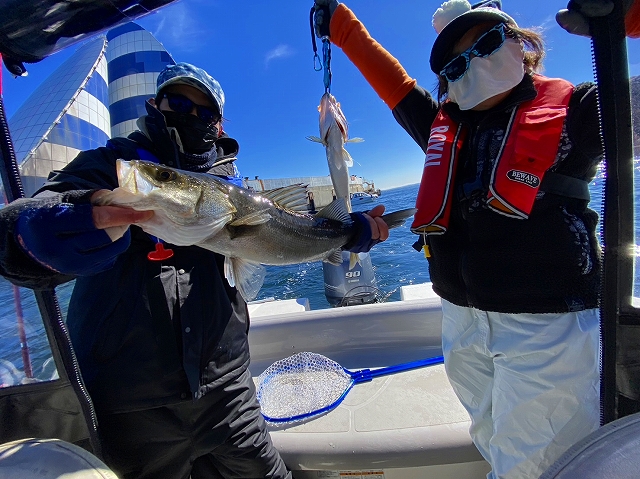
top-left (248, 283), bottom-right (490, 478)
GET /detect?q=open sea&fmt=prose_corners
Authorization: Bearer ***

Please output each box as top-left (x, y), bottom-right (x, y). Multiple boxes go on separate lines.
top-left (0, 166), bottom-right (632, 384)
top-left (255, 182), bottom-right (430, 310)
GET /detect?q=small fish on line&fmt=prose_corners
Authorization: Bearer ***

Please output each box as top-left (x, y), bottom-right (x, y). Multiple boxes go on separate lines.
top-left (307, 92), bottom-right (363, 212)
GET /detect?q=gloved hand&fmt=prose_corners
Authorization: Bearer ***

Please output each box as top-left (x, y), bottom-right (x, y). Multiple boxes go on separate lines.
top-left (15, 201), bottom-right (132, 276)
top-left (343, 204), bottom-right (389, 253)
top-left (556, 0), bottom-right (614, 37)
top-left (314, 0), bottom-right (340, 38)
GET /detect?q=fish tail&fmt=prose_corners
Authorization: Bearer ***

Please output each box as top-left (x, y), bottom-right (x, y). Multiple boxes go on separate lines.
top-left (381, 208), bottom-right (418, 229)
top-left (348, 252), bottom-right (362, 270)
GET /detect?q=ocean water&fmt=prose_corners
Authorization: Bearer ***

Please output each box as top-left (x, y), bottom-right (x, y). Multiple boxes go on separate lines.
top-left (0, 168), bottom-right (628, 384)
top-left (255, 182), bottom-right (428, 310)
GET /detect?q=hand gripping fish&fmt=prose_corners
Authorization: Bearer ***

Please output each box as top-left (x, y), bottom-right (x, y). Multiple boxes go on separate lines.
top-left (96, 160), bottom-right (416, 302)
top-left (307, 92), bottom-right (363, 212)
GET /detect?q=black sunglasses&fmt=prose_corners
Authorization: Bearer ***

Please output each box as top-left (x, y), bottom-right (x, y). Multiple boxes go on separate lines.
top-left (160, 92), bottom-right (221, 124)
top-left (440, 23), bottom-right (508, 83)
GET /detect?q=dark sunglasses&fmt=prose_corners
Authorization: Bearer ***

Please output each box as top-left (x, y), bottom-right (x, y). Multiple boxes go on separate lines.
top-left (440, 23), bottom-right (508, 83)
top-left (160, 92), bottom-right (221, 124)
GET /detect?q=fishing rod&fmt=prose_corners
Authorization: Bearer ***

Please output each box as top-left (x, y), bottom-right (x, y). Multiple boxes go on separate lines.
top-left (591, 1), bottom-right (636, 424)
top-left (0, 69), bottom-right (31, 381)
top-left (558, 0), bottom-right (636, 423)
top-left (11, 283), bottom-right (32, 379)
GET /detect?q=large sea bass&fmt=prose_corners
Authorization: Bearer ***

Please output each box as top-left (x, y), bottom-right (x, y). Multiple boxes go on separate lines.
top-left (307, 92), bottom-right (363, 212)
top-left (96, 160), bottom-right (416, 301)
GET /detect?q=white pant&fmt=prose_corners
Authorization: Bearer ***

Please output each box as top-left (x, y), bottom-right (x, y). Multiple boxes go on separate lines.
top-left (441, 300), bottom-right (601, 479)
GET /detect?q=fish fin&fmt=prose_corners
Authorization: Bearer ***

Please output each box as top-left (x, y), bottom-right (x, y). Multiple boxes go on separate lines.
top-left (261, 184), bottom-right (310, 212)
top-left (342, 148), bottom-right (354, 168)
top-left (346, 137), bottom-right (364, 143)
top-left (381, 208), bottom-right (418, 229)
top-left (263, 184), bottom-right (307, 203)
top-left (315, 198), bottom-right (351, 223)
top-left (306, 135), bottom-right (324, 144)
top-left (348, 252), bottom-right (361, 269)
top-left (283, 199), bottom-right (310, 212)
top-left (103, 225), bottom-right (128, 241)
top-left (229, 210), bottom-right (272, 226)
top-left (224, 257), bottom-right (266, 302)
top-left (324, 250), bottom-right (344, 266)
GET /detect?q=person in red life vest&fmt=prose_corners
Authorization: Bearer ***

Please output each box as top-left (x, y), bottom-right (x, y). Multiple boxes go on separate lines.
top-left (314, 1), bottom-right (603, 477)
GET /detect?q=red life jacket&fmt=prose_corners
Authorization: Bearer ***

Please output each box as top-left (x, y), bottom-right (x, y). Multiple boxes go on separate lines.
top-left (411, 75), bottom-right (574, 235)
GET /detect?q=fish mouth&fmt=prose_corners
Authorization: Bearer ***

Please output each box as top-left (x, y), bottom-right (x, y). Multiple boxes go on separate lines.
top-left (115, 160), bottom-right (198, 219)
top-left (117, 159), bottom-right (155, 196)
top-left (319, 96), bottom-right (348, 141)
top-left (94, 159), bottom-right (159, 210)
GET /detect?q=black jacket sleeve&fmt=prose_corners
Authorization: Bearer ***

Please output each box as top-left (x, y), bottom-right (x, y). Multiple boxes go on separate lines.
top-left (0, 192), bottom-right (94, 289)
top-left (556, 82), bottom-right (604, 181)
top-left (0, 146), bottom-right (120, 289)
top-left (391, 85), bottom-right (440, 154)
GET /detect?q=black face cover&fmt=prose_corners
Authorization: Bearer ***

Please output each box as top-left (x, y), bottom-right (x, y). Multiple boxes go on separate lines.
top-left (162, 110), bottom-right (219, 154)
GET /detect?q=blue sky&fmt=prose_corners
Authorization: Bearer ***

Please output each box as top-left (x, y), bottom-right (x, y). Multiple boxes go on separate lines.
top-left (2, 0), bottom-right (639, 190)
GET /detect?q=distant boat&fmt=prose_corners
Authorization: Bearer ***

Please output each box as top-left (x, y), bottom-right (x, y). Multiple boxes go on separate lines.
top-left (350, 191), bottom-right (376, 206)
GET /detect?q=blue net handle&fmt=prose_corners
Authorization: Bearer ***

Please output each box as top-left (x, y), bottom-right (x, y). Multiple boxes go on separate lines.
top-left (347, 355), bottom-right (444, 384)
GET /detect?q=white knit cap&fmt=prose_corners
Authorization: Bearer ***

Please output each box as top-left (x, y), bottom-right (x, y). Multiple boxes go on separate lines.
top-left (433, 0), bottom-right (474, 34)
top-left (429, 0), bottom-right (517, 73)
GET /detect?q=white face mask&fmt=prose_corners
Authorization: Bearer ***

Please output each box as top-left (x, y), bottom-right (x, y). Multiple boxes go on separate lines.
top-left (447, 38), bottom-right (525, 111)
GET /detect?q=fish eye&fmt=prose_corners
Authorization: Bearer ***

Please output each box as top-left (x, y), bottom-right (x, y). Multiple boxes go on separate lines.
top-left (158, 170), bottom-right (175, 182)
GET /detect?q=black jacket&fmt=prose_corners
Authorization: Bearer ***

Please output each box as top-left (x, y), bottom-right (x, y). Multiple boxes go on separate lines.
top-left (0, 104), bottom-right (250, 413)
top-left (393, 74), bottom-right (603, 313)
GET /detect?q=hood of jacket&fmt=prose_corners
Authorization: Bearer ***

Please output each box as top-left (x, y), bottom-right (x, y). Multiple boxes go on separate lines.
top-left (130, 101), bottom-right (240, 173)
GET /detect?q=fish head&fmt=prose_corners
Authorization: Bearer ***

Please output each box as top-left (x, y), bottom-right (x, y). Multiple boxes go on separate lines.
top-left (100, 159), bottom-right (236, 245)
top-left (318, 92), bottom-right (348, 142)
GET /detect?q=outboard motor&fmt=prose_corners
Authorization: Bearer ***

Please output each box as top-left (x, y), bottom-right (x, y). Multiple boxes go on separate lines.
top-left (323, 252), bottom-right (378, 307)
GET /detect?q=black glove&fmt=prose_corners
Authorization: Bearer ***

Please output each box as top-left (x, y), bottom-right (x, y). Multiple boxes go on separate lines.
top-left (314, 0), bottom-right (340, 38)
top-left (556, 0), bottom-right (615, 37)
top-left (343, 212), bottom-right (381, 254)
top-left (15, 201), bottom-right (131, 276)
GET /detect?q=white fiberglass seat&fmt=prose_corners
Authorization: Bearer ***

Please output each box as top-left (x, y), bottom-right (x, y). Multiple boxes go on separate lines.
top-left (0, 438), bottom-right (119, 478)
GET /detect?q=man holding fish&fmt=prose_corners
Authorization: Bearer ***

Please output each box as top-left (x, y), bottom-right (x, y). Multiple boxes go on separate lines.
top-left (0, 62), bottom-right (393, 478)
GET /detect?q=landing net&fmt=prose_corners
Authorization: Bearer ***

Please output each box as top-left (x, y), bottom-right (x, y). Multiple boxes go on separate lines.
top-left (256, 351), bottom-right (352, 424)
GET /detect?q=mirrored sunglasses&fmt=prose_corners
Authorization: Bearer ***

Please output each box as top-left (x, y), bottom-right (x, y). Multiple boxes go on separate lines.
top-left (440, 23), bottom-right (508, 83)
top-left (161, 92), bottom-right (221, 124)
